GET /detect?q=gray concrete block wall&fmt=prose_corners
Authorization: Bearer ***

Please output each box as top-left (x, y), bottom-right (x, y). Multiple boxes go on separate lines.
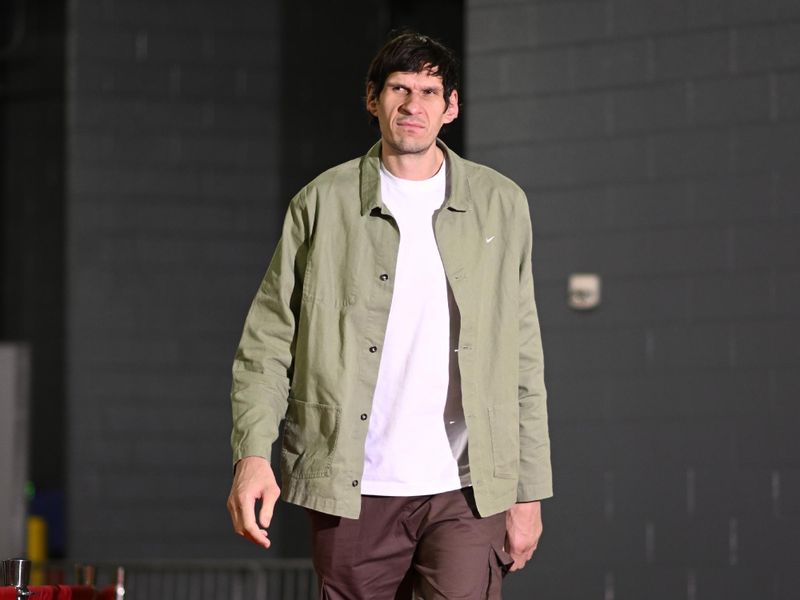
top-left (66, 0), bottom-right (282, 558)
top-left (466, 0), bottom-right (800, 597)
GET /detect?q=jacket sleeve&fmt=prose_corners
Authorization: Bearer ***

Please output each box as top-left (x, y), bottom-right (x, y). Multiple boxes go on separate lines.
top-left (230, 191), bottom-right (310, 465)
top-left (516, 192), bottom-right (553, 501)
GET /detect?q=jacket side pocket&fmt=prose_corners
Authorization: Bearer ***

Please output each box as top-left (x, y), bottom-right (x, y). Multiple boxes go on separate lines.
top-left (281, 397), bottom-right (340, 479)
top-left (488, 404), bottom-right (520, 479)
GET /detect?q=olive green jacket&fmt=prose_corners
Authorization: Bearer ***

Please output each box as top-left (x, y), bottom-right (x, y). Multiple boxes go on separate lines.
top-left (231, 140), bottom-right (552, 519)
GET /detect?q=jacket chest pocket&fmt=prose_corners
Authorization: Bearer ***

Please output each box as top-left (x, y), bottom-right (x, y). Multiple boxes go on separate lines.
top-left (281, 397), bottom-right (341, 479)
top-left (301, 234), bottom-right (366, 309)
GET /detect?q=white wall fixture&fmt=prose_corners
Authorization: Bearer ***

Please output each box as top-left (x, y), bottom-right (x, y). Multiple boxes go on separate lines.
top-left (567, 273), bottom-right (602, 310)
top-left (0, 344), bottom-right (30, 558)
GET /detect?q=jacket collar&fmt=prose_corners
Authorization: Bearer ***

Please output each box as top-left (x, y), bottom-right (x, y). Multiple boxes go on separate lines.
top-left (359, 139), bottom-right (471, 216)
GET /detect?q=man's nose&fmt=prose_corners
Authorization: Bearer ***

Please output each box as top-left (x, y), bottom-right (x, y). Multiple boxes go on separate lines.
top-left (400, 92), bottom-right (423, 113)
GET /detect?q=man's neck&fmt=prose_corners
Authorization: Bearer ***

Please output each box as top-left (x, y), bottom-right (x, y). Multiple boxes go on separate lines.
top-left (380, 143), bottom-right (444, 181)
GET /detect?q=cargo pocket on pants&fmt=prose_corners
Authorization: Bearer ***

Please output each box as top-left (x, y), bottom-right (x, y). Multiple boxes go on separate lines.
top-left (486, 543), bottom-right (514, 599)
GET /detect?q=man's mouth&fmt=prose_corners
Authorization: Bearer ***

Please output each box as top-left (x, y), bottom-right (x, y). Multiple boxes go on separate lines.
top-left (397, 121), bottom-right (424, 130)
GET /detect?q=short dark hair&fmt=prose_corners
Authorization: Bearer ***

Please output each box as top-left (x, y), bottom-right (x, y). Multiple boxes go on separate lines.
top-left (365, 31), bottom-right (460, 120)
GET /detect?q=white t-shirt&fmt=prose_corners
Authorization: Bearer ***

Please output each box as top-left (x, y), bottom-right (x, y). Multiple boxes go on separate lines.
top-left (361, 160), bottom-right (471, 496)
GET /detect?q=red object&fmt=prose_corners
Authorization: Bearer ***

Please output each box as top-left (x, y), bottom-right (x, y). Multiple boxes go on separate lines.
top-left (96, 586), bottom-right (116, 600)
top-left (0, 585), bottom-right (98, 600)
top-left (0, 587), bottom-right (17, 600)
top-left (61, 585), bottom-right (97, 600)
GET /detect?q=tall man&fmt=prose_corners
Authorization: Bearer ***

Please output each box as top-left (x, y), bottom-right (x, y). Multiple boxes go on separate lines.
top-left (227, 32), bottom-right (552, 599)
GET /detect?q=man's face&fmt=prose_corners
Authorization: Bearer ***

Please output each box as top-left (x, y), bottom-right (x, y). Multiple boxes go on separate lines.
top-left (366, 69), bottom-right (459, 157)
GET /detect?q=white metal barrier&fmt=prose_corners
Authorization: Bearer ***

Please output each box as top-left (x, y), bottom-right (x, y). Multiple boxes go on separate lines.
top-left (42, 559), bottom-right (317, 600)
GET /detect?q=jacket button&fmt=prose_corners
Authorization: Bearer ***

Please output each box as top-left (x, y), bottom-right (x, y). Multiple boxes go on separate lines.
top-left (352, 480), bottom-right (359, 487)
top-left (360, 413), bottom-right (368, 421)
top-left (369, 345), bottom-right (377, 353)
top-left (379, 273), bottom-right (389, 281)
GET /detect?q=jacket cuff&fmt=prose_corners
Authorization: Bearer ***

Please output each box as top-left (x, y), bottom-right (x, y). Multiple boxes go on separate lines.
top-left (517, 480), bottom-right (553, 502)
top-left (232, 438), bottom-right (273, 467)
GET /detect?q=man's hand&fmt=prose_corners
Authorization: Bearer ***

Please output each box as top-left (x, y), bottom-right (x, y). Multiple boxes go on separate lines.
top-left (504, 500), bottom-right (543, 572)
top-left (226, 456), bottom-right (281, 549)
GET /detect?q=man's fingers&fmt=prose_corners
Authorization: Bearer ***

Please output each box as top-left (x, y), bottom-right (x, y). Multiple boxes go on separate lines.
top-left (226, 494), bottom-right (244, 532)
top-left (227, 457), bottom-right (278, 550)
top-left (235, 493), bottom-right (271, 549)
top-left (506, 544), bottom-right (536, 572)
top-left (508, 551), bottom-right (534, 572)
top-left (509, 552), bottom-right (533, 573)
top-left (243, 497), bottom-right (271, 549)
top-left (504, 502), bottom-right (543, 573)
top-left (242, 520), bottom-right (271, 549)
top-left (227, 493), bottom-right (249, 534)
top-left (258, 492), bottom-right (278, 529)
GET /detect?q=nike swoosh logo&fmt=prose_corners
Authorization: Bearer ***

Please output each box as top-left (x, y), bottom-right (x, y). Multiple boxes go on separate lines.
top-left (485, 236), bottom-right (495, 244)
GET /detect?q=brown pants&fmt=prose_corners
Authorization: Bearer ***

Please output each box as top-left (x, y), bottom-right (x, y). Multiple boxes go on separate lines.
top-left (308, 488), bottom-right (513, 600)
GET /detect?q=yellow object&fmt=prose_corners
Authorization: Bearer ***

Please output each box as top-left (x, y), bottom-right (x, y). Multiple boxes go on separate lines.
top-left (27, 515), bottom-right (47, 585)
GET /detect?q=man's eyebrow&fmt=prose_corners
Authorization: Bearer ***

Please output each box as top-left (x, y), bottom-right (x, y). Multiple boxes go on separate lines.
top-left (385, 80), bottom-right (444, 92)
top-left (384, 80), bottom-right (444, 94)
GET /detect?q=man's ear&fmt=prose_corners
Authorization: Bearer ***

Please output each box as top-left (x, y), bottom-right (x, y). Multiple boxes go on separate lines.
top-left (442, 89), bottom-right (459, 124)
top-left (365, 83), bottom-right (378, 116)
